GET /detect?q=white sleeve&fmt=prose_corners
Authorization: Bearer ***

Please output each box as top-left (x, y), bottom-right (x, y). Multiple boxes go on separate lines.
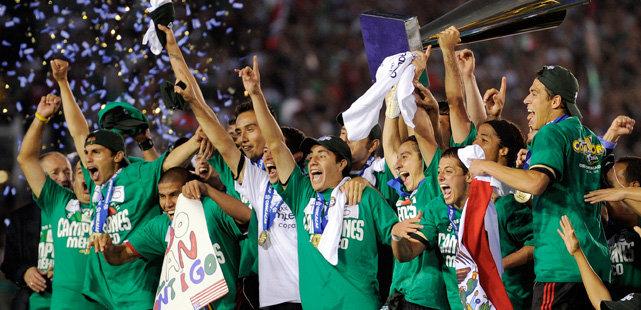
top-left (236, 157), bottom-right (269, 211)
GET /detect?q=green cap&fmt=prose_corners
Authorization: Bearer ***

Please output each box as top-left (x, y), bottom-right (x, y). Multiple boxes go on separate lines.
top-left (536, 65), bottom-right (581, 118)
top-left (301, 135), bottom-right (353, 174)
top-left (98, 101), bottom-right (149, 136)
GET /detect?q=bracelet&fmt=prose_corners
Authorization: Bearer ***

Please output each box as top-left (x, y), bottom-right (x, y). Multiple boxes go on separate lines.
top-left (35, 112), bottom-right (50, 123)
top-left (391, 234), bottom-right (402, 242)
top-left (138, 138), bottom-right (154, 151)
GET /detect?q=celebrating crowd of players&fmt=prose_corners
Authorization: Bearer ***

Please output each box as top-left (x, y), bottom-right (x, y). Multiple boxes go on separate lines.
top-left (5, 22), bottom-right (641, 310)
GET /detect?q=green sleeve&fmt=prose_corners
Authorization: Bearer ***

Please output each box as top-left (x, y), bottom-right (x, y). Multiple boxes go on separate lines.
top-left (273, 166), bottom-right (314, 215)
top-left (208, 152), bottom-right (237, 194)
top-left (450, 123), bottom-right (477, 147)
top-left (34, 177), bottom-right (75, 216)
top-left (208, 199), bottom-right (243, 241)
top-left (127, 215), bottom-right (169, 260)
top-left (366, 188), bottom-right (398, 245)
top-left (529, 124), bottom-right (565, 180)
top-left (375, 163), bottom-right (399, 207)
top-left (132, 152), bottom-right (167, 188)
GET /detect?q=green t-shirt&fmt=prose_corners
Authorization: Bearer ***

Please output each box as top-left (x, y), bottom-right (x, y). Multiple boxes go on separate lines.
top-left (494, 195), bottom-right (534, 309)
top-left (420, 196), bottom-right (464, 310)
top-left (35, 177), bottom-right (103, 309)
top-left (389, 150), bottom-right (448, 309)
top-left (81, 154), bottom-right (166, 309)
top-left (275, 167), bottom-right (397, 309)
top-left (30, 207), bottom-right (54, 310)
top-left (450, 123), bottom-right (477, 148)
top-left (529, 116), bottom-right (610, 283)
top-left (208, 153), bottom-right (258, 278)
top-left (608, 227), bottom-right (641, 299)
top-left (128, 198), bottom-right (242, 310)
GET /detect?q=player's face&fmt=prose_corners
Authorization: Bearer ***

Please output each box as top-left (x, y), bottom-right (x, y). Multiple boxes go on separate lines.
top-left (394, 141), bottom-right (423, 192)
top-left (72, 162), bottom-right (90, 204)
top-left (84, 144), bottom-right (120, 185)
top-left (236, 111), bottom-right (266, 161)
top-left (307, 145), bottom-right (346, 192)
top-left (158, 181), bottom-right (183, 220)
top-left (40, 154), bottom-right (72, 189)
top-left (473, 123), bottom-right (502, 163)
top-left (524, 78), bottom-right (555, 130)
top-left (437, 156), bottom-right (470, 206)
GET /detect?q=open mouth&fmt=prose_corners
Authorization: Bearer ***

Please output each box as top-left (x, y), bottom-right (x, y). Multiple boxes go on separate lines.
top-left (82, 182), bottom-right (89, 195)
top-left (440, 184), bottom-right (452, 201)
top-left (197, 166), bottom-right (209, 178)
top-left (265, 163), bottom-right (277, 177)
top-left (399, 171), bottom-right (410, 185)
top-left (87, 166), bottom-right (100, 182)
top-left (527, 109), bottom-right (535, 127)
top-left (242, 145), bottom-right (253, 154)
top-left (310, 169), bottom-right (323, 184)
top-left (167, 210), bottom-right (175, 219)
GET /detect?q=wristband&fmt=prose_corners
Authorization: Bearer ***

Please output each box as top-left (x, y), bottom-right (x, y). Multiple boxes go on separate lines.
top-left (138, 138), bottom-right (154, 151)
top-left (35, 112), bottom-right (50, 123)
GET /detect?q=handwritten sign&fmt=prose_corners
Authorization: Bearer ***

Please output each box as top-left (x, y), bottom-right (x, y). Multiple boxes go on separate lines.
top-left (154, 195), bottom-right (228, 309)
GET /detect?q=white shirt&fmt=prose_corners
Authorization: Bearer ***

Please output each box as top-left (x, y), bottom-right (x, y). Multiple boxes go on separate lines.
top-left (236, 159), bottom-right (301, 307)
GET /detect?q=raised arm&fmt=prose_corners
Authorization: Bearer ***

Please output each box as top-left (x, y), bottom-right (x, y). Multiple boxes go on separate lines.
top-left (470, 160), bottom-right (550, 195)
top-left (439, 27), bottom-right (471, 144)
top-left (51, 59), bottom-right (89, 167)
top-left (17, 95), bottom-right (60, 198)
top-left (238, 56), bottom-right (296, 184)
top-left (456, 49), bottom-right (486, 126)
top-left (383, 86), bottom-right (402, 177)
top-left (162, 128), bottom-right (203, 171)
top-left (413, 83), bottom-right (440, 166)
top-left (182, 179), bottom-right (251, 224)
top-left (157, 25), bottom-right (243, 177)
top-left (558, 215), bottom-right (612, 309)
top-left (483, 77), bottom-right (507, 121)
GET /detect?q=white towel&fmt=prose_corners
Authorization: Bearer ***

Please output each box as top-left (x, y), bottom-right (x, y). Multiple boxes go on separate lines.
top-left (317, 177), bottom-right (351, 265)
top-left (342, 52), bottom-right (419, 141)
top-left (457, 145), bottom-right (503, 190)
top-left (142, 0), bottom-right (172, 55)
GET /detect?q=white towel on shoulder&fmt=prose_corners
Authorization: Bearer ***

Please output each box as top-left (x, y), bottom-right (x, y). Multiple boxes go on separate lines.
top-left (317, 177), bottom-right (351, 265)
top-left (342, 52), bottom-right (419, 141)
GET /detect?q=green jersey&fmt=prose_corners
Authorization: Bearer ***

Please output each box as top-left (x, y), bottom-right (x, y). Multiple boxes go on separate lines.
top-left (608, 226), bottom-right (641, 299)
top-left (494, 195), bottom-right (534, 309)
top-left (450, 123), bottom-right (477, 147)
top-left (30, 207), bottom-right (54, 310)
top-left (276, 167), bottom-right (397, 309)
top-left (208, 153), bottom-right (258, 278)
top-left (81, 154), bottom-right (166, 309)
top-left (529, 116), bottom-right (610, 282)
top-left (34, 177), bottom-right (103, 309)
top-left (128, 198), bottom-right (242, 309)
top-left (389, 150), bottom-right (448, 309)
top-left (419, 197), bottom-right (464, 310)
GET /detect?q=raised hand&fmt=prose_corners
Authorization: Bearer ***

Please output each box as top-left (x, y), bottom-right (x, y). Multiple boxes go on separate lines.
top-left (36, 94), bottom-right (62, 119)
top-left (182, 179), bottom-right (209, 200)
top-left (584, 188), bottom-right (628, 204)
top-left (237, 55), bottom-right (261, 96)
top-left (173, 76), bottom-right (198, 104)
top-left (391, 211), bottom-right (424, 242)
top-left (412, 46), bottom-right (431, 81)
top-left (414, 82), bottom-right (438, 114)
top-left (455, 49), bottom-right (475, 77)
top-left (483, 76), bottom-right (507, 119)
top-left (156, 24), bottom-right (177, 47)
top-left (50, 58), bottom-right (69, 82)
top-left (437, 26), bottom-right (461, 52)
top-left (557, 215), bottom-right (580, 255)
top-left (604, 115), bottom-right (635, 143)
top-left (515, 148), bottom-right (529, 168)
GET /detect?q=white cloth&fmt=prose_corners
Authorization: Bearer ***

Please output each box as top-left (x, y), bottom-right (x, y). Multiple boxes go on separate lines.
top-left (342, 51), bottom-right (419, 141)
top-left (235, 158), bottom-right (300, 306)
top-left (457, 145), bottom-right (503, 190)
top-left (317, 177), bottom-right (351, 265)
top-left (142, 0), bottom-right (172, 55)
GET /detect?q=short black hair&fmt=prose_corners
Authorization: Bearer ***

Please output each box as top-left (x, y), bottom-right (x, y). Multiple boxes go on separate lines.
top-left (617, 156), bottom-right (641, 184)
top-left (282, 126), bottom-right (306, 154)
top-left (159, 167), bottom-right (196, 186)
top-left (227, 116), bottom-right (236, 126)
top-left (233, 100), bottom-right (276, 119)
top-left (441, 147), bottom-right (468, 174)
top-left (483, 120), bottom-right (526, 168)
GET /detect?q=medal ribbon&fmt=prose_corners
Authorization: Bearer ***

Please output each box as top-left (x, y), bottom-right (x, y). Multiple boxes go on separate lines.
top-left (92, 170), bottom-right (121, 233)
top-left (447, 205), bottom-right (459, 236)
top-left (262, 183), bottom-right (284, 232)
top-left (312, 192), bottom-right (328, 234)
top-left (356, 156), bottom-right (376, 177)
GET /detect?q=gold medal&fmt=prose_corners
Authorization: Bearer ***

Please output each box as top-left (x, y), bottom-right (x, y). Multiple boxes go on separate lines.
top-left (514, 190), bottom-right (532, 203)
top-left (311, 234), bottom-right (322, 247)
top-left (258, 231), bottom-right (269, 246)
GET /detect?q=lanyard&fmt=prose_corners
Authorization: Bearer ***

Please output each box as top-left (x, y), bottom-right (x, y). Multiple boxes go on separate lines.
top-left (253, 158), bottom-right (266, 171)
top-left (92, 169), bottom-right (121, 233)
top-left (447, 205), bottom-right (459, 236)
top-left (524, 114), bottom-right (569, 170)
top-left (262, 183), bottom-right (284, 232)
top-left (312, 192), bottom-right (328, 234)
top-left (355, 156), bottom-right (376, 177)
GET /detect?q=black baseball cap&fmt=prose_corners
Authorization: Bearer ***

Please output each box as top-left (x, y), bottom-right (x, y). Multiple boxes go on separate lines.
top-left (85, 129), bottom-right (128, 162)
top-left (335, 113), bottom-right (381, 141)
top-left (300, 135), bottom-right (352, 173)
top-left (536, 65), bottom-right (581, 118)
